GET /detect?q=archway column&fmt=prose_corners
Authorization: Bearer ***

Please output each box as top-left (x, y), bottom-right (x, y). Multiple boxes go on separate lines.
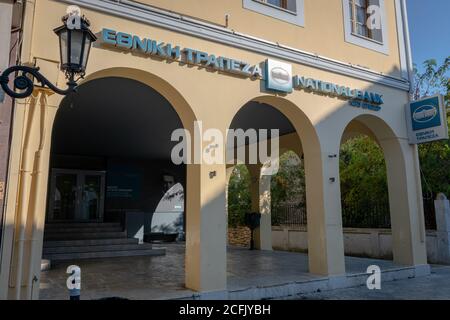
top-left (0, 91), bottom-right (58, 300)
top-left (247, 164), bottom-right (272, 251)
top-left (382, 138), bottom-right (428, 267)
top-left (185, 162), bottom-right (228, 293)
top-left (304, 146), bottom-right (346, 277)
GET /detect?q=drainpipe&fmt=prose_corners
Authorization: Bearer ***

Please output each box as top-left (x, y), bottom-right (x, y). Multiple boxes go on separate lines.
top-left (9, 0), bottom-right (36, 299)
top-left (0, 1), bottom-right (15, 299)
top-left (0, 0), bottom-right (14, 243)
top-left (401, 0), bottom-right (426, 244)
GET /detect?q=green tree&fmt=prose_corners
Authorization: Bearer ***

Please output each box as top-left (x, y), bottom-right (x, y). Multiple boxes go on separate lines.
top-left (227, 165), bottom-right (251, 227)
top-left (413, 57), bottom-right (449, 100)
top-left (227, 152), bottom-right (306, 227)
top-left (270, 151), bottom-right (305, 209)
top-left (339, 135), bottom-right (388, 207)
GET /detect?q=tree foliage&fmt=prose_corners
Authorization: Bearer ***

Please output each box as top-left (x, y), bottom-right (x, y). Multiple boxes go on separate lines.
top-left (270, 151), bottom-right (305, 209)
top-left (413, 57), bottom-right (449, 101)
top-left (227, 152), bottom-right (306, 227)
top-left (339, 135), bottom-right (388, 208)
top-left (227, 164), bottom-right (251, 227)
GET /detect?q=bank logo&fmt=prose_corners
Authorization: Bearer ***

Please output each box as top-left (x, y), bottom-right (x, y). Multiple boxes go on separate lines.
top-left (410, 96), bottom-right (441, 131)
top-left (413, 105), bottom-right (438, 123)
top-left (271, 67), bottom-right (290, 85)
top-left (265, 59), bottom-right (293, 93)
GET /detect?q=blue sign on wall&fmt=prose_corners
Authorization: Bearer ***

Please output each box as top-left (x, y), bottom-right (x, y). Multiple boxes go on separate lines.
top-left (406, 94), bottom-right (448, 144)
top-left (410, 96), bottom-right (441, 131)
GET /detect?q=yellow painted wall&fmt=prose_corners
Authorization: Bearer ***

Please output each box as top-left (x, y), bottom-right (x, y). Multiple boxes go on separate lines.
top-left (133, 0), bottom-right (403, 77)
top-left (29, 0), bottom-right (409, 131)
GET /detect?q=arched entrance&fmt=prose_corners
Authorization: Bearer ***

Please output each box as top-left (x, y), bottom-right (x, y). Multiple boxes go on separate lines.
top-left (339, 114), bottom-right (428, 266)
top-left (226, 100), bottom-right (299, 251)
top-left (3, 67), bottom-right (231, 299)
top-left (40, 76), bottom-right (188, 298)
top-left (225, 96), bottom-right (344, 280)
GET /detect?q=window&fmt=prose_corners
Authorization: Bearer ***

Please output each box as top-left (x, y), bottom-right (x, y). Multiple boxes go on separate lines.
top-left (349, 0), bottom-right (383, 42)
top-left (243, 0), bottom-right (305, 27)
top-left (342, 0), bottom-right (389, 54)
top-left (256, 0), bottom-right (297, 13)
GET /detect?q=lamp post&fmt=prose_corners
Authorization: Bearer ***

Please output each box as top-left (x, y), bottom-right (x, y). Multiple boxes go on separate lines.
top-left (0, 14), bottom-right (96, 99)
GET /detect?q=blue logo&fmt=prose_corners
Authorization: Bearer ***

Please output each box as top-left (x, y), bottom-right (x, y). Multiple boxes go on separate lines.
top-left (265, 59), bottom-right (293, 93)
top-left (410, 97), bottom-right (441, 131)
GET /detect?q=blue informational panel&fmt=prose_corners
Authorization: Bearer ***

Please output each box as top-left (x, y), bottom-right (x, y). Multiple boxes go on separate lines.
top-left (106, 164), bottom-right (141, 200)
top-left (406, 94), bottom-right (448, 144)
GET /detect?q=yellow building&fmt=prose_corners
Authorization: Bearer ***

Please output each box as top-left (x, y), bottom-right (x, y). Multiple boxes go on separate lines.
top-left (0, 0), bottom-right (430, 299)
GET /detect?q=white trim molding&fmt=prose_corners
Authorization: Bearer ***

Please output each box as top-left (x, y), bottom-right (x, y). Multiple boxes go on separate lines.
top-left (57, 0), bottom-right (409, 91)
top-left (243, 0), bottom-right (305, 27)
top-left (394, 0), bottom-right (408, 80)
top-left (342, 0), bottom-right (389, 55)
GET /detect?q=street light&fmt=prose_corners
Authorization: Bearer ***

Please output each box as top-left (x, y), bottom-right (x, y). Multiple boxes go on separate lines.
top-left (0, 14), bottom-right (96, 99)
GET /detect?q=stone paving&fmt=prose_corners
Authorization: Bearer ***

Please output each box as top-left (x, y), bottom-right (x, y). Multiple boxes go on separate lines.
top-left (296, 265), bottom-right (450, 300)
top-left (39, 243), bottom-right (431, 300)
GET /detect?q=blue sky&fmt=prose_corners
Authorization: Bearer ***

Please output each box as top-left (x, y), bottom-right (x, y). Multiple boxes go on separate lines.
top-left (407, 0), bottom-right (450, 71)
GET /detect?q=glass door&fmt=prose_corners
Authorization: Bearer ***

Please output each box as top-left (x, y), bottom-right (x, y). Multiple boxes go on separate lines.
top-left (51, 172), bottom-right (78, 221)
top-left (79, 174), bottom-right (104, 221)
top-left (48, 169), bottom-right (105, 222)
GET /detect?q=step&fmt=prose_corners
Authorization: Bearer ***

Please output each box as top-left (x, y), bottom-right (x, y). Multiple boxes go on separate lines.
top-left (44, 238), bottom-right (139, 248)
top-left (44, 231), bottom-right (127, 241)
top-left (43, 243), bottom-right (154, 254)
top-left (45, 222), bottom-right (121, 229)
top-left (43, 248), bottom-right (166, 261)
top-left (44, 226), bottom-right (123, 233)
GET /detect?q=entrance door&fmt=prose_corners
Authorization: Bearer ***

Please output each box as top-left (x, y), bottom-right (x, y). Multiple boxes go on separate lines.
top-left (48, 169), bottom-right (105, 222)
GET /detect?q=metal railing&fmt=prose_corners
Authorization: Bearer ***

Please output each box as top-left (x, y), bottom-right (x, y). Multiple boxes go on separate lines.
top-left (341, 201), bottom-right (391, 229)
top-left (272, 200), bottom-right (437, 230)
top-left (272, 203), bottom-right (307, 227)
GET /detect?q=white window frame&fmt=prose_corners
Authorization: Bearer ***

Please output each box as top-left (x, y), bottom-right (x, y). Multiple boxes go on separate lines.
top-left (342, 0), bottom-right (389, 54)
top-left (243, 0), bottom-right (305, 27)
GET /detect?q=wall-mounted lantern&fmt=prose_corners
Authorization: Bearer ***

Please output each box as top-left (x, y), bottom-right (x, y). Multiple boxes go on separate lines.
top-left (0, 14), bottom-right (96, 99)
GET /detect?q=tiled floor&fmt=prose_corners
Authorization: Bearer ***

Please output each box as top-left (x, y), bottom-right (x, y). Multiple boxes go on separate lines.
top-left (298, 265), bottom-right (450, 300)
top-left (39, 243), bottom-right (401, 300)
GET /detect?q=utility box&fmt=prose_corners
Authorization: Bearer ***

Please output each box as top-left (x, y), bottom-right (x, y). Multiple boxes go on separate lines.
top-left (244, 212), bottom-right (261, 250)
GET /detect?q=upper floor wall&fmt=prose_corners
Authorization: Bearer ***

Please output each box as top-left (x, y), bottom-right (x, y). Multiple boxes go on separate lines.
top-left (127, 0), bottom-right (408, 80)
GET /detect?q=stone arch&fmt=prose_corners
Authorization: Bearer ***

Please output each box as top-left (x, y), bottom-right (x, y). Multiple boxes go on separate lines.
top-left (225, 95), bottom-right (345, 275)
top-left (339, 113), bottom-right (428, 266)
top-left (5, 67), bottom-right (205, 299)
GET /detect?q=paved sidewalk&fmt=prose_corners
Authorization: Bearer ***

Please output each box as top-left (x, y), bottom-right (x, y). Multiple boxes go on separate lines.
top-left (40, 243), bottom-right (418, 300)
top-left (296, 265), bottom-right (450, 300)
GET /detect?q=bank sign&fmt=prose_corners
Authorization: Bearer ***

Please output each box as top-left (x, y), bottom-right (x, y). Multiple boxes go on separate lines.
top-left (406, 94), bottom-right (448, 144)
top-left (99, 29), bottom-right (384, 111)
